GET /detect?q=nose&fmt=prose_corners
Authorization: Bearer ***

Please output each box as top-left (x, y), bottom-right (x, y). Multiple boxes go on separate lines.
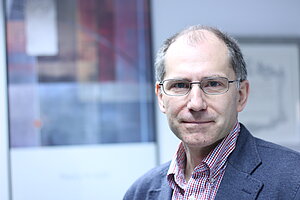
top-left (186, 84), bottom-right (207, 111)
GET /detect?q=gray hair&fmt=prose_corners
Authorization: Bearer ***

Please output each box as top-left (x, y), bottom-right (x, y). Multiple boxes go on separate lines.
top-left (154, 25), bottom-right (247, 82)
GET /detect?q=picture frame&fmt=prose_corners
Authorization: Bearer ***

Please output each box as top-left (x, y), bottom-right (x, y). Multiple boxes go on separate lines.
top-left (237, 37), bottom-right (300, 151)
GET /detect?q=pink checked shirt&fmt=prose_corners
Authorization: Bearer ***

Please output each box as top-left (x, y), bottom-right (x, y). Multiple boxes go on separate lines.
top-left (167, 123), bottom-right (240, 200)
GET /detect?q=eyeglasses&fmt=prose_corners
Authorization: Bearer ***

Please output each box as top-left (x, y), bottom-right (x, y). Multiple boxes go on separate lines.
top-left (159, 77), bottom-right (240, 96)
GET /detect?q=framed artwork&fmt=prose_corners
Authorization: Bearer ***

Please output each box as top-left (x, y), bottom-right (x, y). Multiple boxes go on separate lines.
top-left (7, 0), bottom-right (155, 147)
top-left (238, 38), bottom-right (300, 151)
top-left (5, 1), bottom-right (157, 200)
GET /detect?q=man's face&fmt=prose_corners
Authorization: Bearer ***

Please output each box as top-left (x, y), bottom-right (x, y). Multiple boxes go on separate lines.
top-left (156, 31), bottom-right (249, 150)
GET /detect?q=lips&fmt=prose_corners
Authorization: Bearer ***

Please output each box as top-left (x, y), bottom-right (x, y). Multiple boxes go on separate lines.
top-left (181, 119), bottom-right (214, 124)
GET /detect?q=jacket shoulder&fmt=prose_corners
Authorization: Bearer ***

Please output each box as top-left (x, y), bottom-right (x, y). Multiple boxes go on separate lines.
top-left (255, 138), bottom-right (300, 198)
top-left (123, 162), bottom-right (170, 200)
top-left (223, 124), bottom-right (300, 199)
top-left (255, 137), bottom-right (300, 164)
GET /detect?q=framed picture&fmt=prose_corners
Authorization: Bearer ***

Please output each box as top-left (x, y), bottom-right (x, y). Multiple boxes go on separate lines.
top-left (5, 1), bottom-right (157, 200)
top-left (238, 38), bottom-right (300, 151)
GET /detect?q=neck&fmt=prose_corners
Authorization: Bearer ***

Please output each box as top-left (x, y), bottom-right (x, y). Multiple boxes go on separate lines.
top-left (183, 142), bottom-right (219, 182)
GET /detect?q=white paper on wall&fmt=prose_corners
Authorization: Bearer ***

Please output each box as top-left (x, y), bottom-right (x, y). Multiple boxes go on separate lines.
top-left (25, 0), bottom-right (58, 56)
top-left (239, 43), bottom-right (300, 146)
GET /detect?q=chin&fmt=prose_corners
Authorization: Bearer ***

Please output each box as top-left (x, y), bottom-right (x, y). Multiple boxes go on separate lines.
top-left (182, 133), bottom-right (223, 149)
top-left (182, 136), bottom-right (214, 148)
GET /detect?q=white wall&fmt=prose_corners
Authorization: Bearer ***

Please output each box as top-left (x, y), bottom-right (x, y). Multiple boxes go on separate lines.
top-left (151, 0), bottom-right (300, 163)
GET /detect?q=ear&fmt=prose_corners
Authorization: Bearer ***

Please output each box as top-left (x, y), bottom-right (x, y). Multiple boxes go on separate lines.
top-left (237, 80), bottom-right (250, 112)
top-left (155, 82), bottom-right (166, 113)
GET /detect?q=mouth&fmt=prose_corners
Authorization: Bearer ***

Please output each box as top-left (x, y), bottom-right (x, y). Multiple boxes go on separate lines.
top-left (182, 120), bottom-right (214, 125)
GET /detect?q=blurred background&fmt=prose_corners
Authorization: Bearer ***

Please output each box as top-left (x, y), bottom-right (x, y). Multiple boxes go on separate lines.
top-left (0, 0), bottom-right (300, 199)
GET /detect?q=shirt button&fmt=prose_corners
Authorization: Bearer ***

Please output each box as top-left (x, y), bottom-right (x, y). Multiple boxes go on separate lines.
top-left (188, 195), bottom-right (196, 200)
top-left (210, 177), bottom-right (215, 183)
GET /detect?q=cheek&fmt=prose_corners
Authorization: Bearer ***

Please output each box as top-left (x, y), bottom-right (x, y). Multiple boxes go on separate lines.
top-left (164, 100), bottom-right (180, 117)
top-left (163, 98), bottom-right (187, 124)
top-left (211, 95), bottom-right (239, 119)
top-left (222, 97), bottom-right (239, 121)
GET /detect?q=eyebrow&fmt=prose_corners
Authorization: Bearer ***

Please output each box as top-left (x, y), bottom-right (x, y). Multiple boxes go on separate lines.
top-left (167, 75), bottom-right (226, 81)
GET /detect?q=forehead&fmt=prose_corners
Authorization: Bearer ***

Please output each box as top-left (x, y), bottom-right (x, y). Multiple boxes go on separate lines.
top-left (166, 30), bottom-right (229, 62)
top-left (164, 30), bottom-right (232, 78)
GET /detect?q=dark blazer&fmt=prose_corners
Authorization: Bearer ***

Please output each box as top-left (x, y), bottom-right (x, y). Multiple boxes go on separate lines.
top-left (123, 124), bottom-right (300, 200)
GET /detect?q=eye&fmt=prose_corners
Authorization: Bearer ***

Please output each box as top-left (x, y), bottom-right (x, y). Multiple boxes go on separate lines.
top-left (202, 79), bottom-right (226, 88)
top-left (165, 80), bottom-right (190, 91)
top-left (207, 81), bottom-right (222, 87)
top-left (173, 82), bottom-right (189, 88)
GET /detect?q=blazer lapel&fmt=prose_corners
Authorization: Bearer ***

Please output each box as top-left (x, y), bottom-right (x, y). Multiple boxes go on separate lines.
top-left (215, 124), bottom-right (263, 200)
top-left (215, 163), bottom-right (263, 199)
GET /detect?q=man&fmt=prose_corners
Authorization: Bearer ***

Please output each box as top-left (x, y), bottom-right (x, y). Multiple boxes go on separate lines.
top-left (124, 25), bottom-right (300, 199)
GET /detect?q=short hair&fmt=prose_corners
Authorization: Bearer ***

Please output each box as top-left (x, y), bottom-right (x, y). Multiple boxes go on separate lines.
top-left (154, 25), bottom-right (247, 82)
